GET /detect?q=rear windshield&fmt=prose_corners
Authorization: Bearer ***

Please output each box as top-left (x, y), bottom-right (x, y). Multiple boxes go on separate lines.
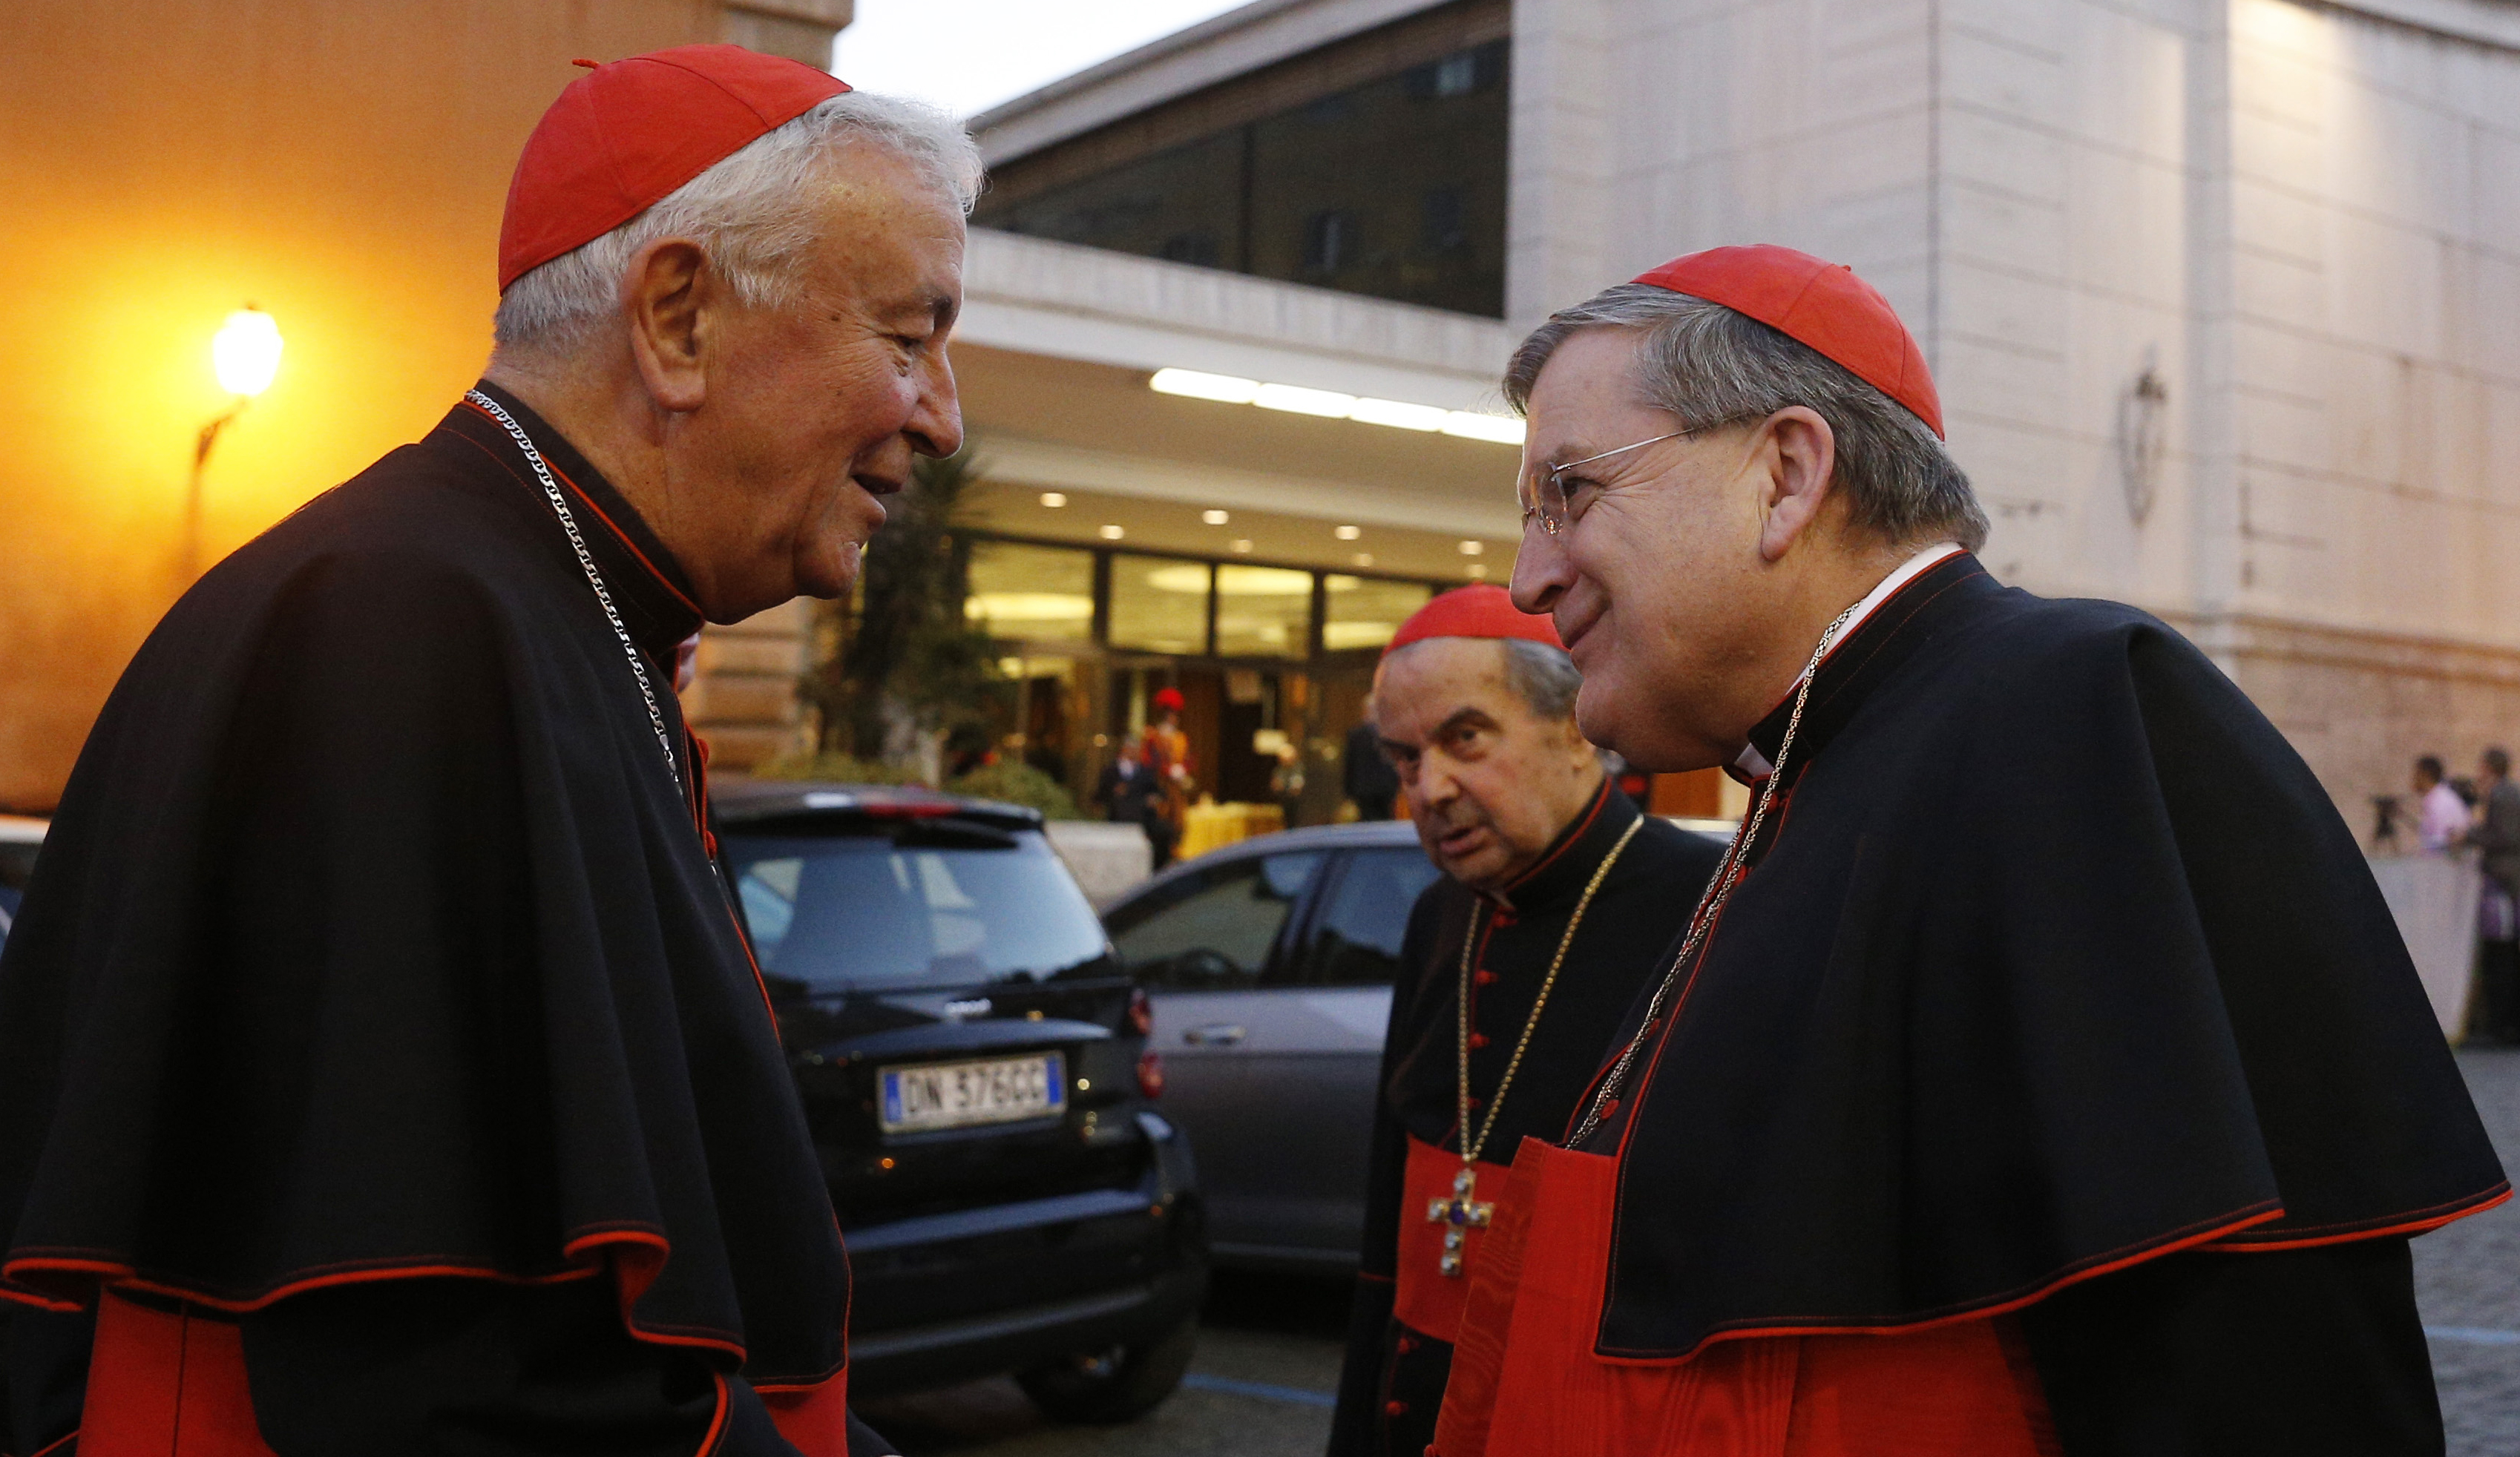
top-left (723, 826), bottom-right (1113, 994)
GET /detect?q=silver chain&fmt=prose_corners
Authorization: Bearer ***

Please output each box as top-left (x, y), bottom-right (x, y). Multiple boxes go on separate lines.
top-left (465, 389), bottom-right (681, 792)
top-left (1565, 602), bottom-right (1859, 1150)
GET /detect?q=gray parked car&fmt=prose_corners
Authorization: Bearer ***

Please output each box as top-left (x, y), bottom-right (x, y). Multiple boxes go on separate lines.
top-left (1098, 821), bottom-right (1439, 1269)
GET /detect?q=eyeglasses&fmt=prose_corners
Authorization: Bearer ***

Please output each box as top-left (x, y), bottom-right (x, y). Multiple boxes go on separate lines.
top-left (1517, 415), bottom-right (1759, 536)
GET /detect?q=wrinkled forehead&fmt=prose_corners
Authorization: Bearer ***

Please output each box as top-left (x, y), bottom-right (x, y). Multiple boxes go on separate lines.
top-left (1372, 638), bottom-right (1516, 732)
top-left (1519, 326), bottom-right (1673, 469)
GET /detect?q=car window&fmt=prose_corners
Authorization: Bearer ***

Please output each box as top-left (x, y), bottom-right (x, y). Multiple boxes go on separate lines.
top-left (1107, 851), bottom-right (1325, 990)
top-left (722, 829), bottom-right (1110, 994)
top-left (1277, 846), bottom-right (1442, 987)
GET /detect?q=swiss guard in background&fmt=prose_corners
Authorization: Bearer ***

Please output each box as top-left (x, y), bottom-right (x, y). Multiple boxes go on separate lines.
top-left (1138, 685), bottom-right (1195, 869)
top-left (1326, 586), bottom-right (1720, 1457)
top-left (0, 47), bottom-right (974, 1457)
top-left (1428, 246), bottom-right (2510, 1456)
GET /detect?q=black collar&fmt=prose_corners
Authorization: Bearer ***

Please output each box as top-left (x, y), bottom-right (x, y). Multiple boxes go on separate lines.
top-left (431, 381), bottom-right (706, 662)
top-left (1493, 774), bottom-right (1637, 916)
top-left (1742, 552), bottom-right (1995, 785)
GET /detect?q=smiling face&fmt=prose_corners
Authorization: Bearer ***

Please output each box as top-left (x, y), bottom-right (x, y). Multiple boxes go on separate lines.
top-left (1372, 637), bottom-right (1604, 895)
top-left (650, 145), bottom-right (966, 619)
top-left (1506, 327), bottom-right (1777, 771)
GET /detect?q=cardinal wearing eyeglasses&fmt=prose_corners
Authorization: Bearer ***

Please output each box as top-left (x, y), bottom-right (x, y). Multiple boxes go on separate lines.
top-left (1325, 585), bottom-right (1722, 1457)
top-left (1418, 246), bottom-right (2509, 1457)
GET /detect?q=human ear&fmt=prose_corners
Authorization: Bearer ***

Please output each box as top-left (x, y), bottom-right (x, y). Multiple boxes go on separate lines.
top-left (1753, 407), bottom-right (1838, 562)
top-left (622, 237), bottom-right (712, 415)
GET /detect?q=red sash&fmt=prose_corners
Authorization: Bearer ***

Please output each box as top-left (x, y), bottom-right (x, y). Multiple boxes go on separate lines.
top-left (1394, 1134), bottom-right (1515, 1343)
top-left (73, 1282), bottom-right (849, 1456)
top-left (1433, 1138), bottom-right (2058, 1457)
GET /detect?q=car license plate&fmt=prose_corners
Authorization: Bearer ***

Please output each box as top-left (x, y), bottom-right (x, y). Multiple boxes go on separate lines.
top-left (879, 1053), bottom-right (1066, 1134)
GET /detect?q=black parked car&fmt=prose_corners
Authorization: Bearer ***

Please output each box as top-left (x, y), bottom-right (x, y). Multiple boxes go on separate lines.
top-left (714, 780), bottom-right (1205, 1421)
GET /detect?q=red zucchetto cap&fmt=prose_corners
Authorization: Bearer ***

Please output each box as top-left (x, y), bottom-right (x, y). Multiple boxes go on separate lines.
top-left (498, 45), bottom-right (853, 292)
top-left (1631, 245), bottom-right (1943, 438)
top-left (1383, 584), bottom-right (1565, 658)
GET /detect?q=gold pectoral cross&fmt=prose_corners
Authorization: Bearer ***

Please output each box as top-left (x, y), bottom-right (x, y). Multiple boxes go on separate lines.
top-left (1425, 1165), bottom-right (1493, 1276)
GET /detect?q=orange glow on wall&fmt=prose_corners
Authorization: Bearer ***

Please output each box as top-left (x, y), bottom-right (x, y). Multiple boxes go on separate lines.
top-left (0, 0), bottom-right (723, 810)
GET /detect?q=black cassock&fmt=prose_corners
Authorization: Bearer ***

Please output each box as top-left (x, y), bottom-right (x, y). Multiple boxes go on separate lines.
top-left (1547, 552), bottom-right (2507, 1454)
top-left (1327, 778), bottom-right (1720, 1457)
top-left (0, 386), bottom-right (887, 1456)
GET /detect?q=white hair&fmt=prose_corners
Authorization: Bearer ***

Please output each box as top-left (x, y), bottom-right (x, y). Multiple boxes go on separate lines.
top-left (493, 89), bottom-right (984, 353)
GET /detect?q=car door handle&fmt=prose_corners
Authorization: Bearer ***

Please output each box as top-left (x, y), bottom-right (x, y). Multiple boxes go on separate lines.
top-left (1184, 1023), bottom-right (1247, 1047)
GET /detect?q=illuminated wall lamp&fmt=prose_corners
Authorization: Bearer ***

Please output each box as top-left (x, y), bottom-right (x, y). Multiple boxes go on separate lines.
top-left (1149, 368), bottom-right (1524, 445)
top-left (186, 306), bottom-right (283, 578)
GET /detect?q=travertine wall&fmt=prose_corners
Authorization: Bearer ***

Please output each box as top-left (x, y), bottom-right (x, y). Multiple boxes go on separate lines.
top-left (1506, 0), bottom-right (2520, 823)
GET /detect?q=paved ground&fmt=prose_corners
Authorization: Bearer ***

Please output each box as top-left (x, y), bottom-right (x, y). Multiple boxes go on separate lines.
top-left (865, 1049), bottom-right (2520, 1456)
top-left (2420, 1047), bottom-right (2520, 1456)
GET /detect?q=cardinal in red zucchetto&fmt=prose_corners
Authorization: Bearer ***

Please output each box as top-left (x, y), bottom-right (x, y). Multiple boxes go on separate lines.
top-left (1429, 245), bottom-right (2507, 1456)
top-left (0, 46), bottom-right (977, 1457)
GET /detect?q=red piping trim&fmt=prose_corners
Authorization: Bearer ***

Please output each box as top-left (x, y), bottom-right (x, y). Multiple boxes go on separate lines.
top-left (1589, 1200), bottom-right (2286, 1366)
top-left (1500, 778), bottom-right (1615, 897)
top-left (2201, 1183), bottom-right (2513, 1252)
top-left (3, 1229), bottom-right (749, 1361)
top-left (698, 1372), bottom-right (732, 1456)
top-left (26, 1432), bottom-right (76, 1457)
top-left (453, 398), bottom-right (701, 616)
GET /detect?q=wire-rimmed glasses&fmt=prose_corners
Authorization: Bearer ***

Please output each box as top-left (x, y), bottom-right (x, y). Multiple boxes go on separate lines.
top-left (1517, 416), bottom-right (1759, 536)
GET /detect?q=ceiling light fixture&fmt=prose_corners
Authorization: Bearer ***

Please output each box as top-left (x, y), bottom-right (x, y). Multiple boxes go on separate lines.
top-left (1334, 524), bottom-right (1362, 541)
top-left (1351, 552), bottom-right (1375, 568)
top-left (1202, 509), bottom-right (1230, 525)
top-left (1149, 367), bottom-right (1523, 445)
top-left (1458, 540), bottom-right (1484, 555)
top-left (1230, 539), bottom-right (1254, 553)
top-left (1098, 524), bottom-right (1125, 540)
top-left (1466, 563), bottom-right (1489, 579)
top-left (1040, 491), bottom-right (1068, 507)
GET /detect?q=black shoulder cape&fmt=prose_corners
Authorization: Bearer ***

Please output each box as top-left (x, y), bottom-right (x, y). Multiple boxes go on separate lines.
top-left (1328, 780), bottom-right (1722, 1457)
top-left (1589, 553), bottom-right (2506, 1358)
top-left (0, 389), bottom-right (847, 1387)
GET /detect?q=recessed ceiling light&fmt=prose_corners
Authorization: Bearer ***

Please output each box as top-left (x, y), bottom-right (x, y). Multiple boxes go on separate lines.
top-left (1334, 524), bottom-right (1362, 541)
top-left (1440, 412), bottom-right (1526, 444)
top-left (1149, 367), bottom-right (1260, 404)
top-left (1351, 552), bottom-right (1375, 568)
top-left (1202, 509), bottom-right (1230, 525)
top-left (1253, 382), bottom-right (1356, 418)
top-left (1040, 491), bottom-right (1068, 508)
top-left (1466, 562), bottom-right (1489, 579)
top-left (1349, 398), bottom-right (1448, 431)
top-left (1458, 539), bottom-right (1484, 555)
top-left (1230, 539), bottom-right (1254, 553)
top-left (1144, 368), bottom-right (1524, 445)
top-left (1098, 524), bottom-right (1125, 540)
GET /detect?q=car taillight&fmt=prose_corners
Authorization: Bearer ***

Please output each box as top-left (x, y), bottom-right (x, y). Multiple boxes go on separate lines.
top-left (1127, 987), bottom-right (1155, 1037)
top-left (1136, 1050), bottom-right (1166, 1099)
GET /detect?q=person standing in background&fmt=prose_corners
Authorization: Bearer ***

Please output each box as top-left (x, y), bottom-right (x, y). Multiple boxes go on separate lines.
top-left (1328, 586), bottom-right (1718, 1457)
top-left (2470, 747), bottom-right (2520, 1042)
top-left (2415, 755), bottom-right (2470, 853)
top-left (1138, 687), bottom-right (1194, 869)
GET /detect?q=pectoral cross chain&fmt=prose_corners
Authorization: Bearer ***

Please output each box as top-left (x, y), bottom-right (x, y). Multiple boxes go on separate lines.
top-left (1425, 1165), bottom-right (1493, 1275)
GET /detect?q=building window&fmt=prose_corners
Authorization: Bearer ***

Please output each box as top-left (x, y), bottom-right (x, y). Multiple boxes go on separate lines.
top-left (1109, 555), bottom-right (1214, 655)
top-left (976, 30), bottom-right (1509, 318)
top-left (1214, 565), bottom-right (1316, 660)
top-left (1323, 575), bottom-right (1434, 652)
top-left (965, 541), bottom-right (1095, 645)
top-left (1302, 211), bottom-right (1356, 274)
top-left (1422, 187), bottom-right (1466, 252)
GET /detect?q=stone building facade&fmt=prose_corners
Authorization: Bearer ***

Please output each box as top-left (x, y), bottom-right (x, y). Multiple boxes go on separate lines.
top-left (950, 0), bottom-right (2520, 828)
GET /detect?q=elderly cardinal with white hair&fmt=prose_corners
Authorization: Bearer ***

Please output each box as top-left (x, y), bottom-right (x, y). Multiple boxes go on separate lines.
top-left (0, 46), bottom-right (973, 1457)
